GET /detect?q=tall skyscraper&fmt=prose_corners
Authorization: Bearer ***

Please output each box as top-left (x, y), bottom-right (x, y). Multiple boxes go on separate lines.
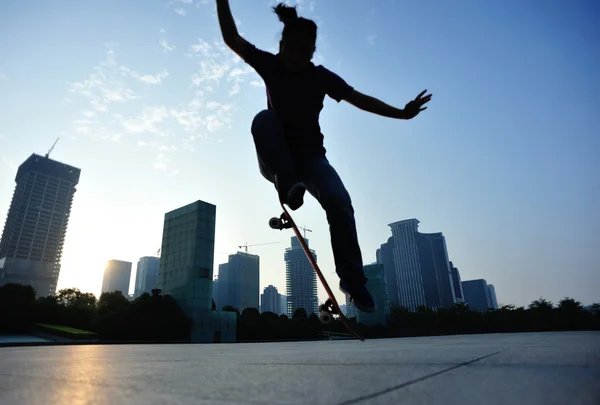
top-left (279, 294), bottom-right (288, 316)
top-left (285, 236), bottom-right (318, 316)
top-left (101, 259), bottom-right (132, 295)
top-left (213, 264), bottom-right (227, 310)
top-left (133, 256), bottom-right (160, 298)
top-left (487, 284), bottom-right (498, 310)
top-left (158, 200), bottom-right (236, 343)
top-left (388, 219), bottom-right (425, 311)
top-left (217, 251), bottom-right (260, 312)
top-left (415, 232), bottom-right (456, 309)
top-left (345, 295), bottom-right (356, 318)
top-left (449, 261), bottom-right (465, 302)
top-left (376, 236), bottom-right (398, 308)
top-left (261, 285), bottom-right (281, 314)
top-left (0, 153), bottom-right (81, 297)
top-left (356, 263), bottom-right (390, 326)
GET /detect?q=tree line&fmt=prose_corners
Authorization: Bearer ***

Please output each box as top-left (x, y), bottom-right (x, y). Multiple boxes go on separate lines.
top-left (0, 282), bottom-right (598, 342)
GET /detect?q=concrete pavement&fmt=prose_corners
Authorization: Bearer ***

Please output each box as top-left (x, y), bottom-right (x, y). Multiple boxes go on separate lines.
top-left (0, 331), bottom-right (598, 404)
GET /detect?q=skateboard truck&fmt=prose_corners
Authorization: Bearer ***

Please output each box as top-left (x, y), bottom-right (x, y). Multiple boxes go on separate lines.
top-left (268, 213), bottom-right (293, 230)
top-left (318, 298), bottom-right (339, 324)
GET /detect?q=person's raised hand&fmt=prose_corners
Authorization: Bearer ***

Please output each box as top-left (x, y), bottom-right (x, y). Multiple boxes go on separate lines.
top-left (403, 90), bottom-right (432, 119)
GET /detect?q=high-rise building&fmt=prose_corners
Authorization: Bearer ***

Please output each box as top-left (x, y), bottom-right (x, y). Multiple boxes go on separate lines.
top-left (449, 261), bottom-right (464, 302)
top-left (217, 251), bottom-right (260, 312)
top-left (415, 232), bottom-right (456, 309)
top-left (212, 273), bottom-right (221, 309)
top-left (213, 264), bottom-right (228, 310)
top-left (261, 285), bottom-right (281, 314)
top-left (158, 200), bottom-right (236, 343)
top-left (285, 236), bottom-right (318, 316)
top-left (133, 256), bottom-right (160, 298)
top-left (101, 259), bottom-right (132, 295)
top-left (376, 236), bottom-right (398, 308)
top-left (487, 284), bottom-right (498, 310)
top-left (345, 295), bottom-right (356, 318)
top-left (356, 263), bottom-right (390, 326)
top-left (0, 153), bottom-right (81, 297)
top-left (388, 219), bottom-right (425, 311)
top-left (279, 294), bottom-right (288, 316)
top-left (462, 279), bottom-right (494, 312)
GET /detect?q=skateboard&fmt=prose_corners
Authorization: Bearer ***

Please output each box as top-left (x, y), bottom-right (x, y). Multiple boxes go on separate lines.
top-left (269, 201), bottom-right (365, 342)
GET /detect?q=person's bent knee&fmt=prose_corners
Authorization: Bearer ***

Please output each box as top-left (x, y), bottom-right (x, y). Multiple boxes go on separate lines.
top-left (251, 109), bottom-right (278, 137)
top-left (322, 188), bottom-right (353, 213)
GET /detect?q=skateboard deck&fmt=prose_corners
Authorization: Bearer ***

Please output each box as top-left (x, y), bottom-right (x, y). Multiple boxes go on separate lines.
top-left (269, 201), bottom-right (365, 342)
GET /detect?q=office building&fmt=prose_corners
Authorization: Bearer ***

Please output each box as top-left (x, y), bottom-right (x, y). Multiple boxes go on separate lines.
top-left (0, 152), bottom-right (81, 297)
top-left (415, 232), bottom-right (456, 309)
top-left (101, 259), bottom-right (132, 295)
top-left (217, 251), bottom-right (260, 312)
top-left (261, 285), bottom-right (281, 314)
top-left (376, 236), bottom-right (398, 308)
top-left (158, 200), bottom-right (236, 343)
top-left (280, 294), bottom-right (288, 316)
top-left (487, 284), bottom-right (498, 310)
top-left (133, 256), bottom-right (160, 298)
top-left (387, 219), bottom-right (425, 311)
top-left (345, 296), bottom-right (356, 318)
top-left (449, 261), bottom-right (464, 302)
top-left (462, 279), bottom-right (494, 312)
top-left (285, 236), bottom-right (318, 316)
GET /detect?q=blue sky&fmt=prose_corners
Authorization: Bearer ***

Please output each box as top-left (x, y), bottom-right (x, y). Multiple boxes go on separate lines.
top-left (0, 0), bottom-right (598, 308)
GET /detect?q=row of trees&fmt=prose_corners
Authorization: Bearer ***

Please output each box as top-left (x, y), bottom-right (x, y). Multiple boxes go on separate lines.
top-left (1, 283), bottom-right (598, 342)
top-left (0, 283), bottom-right (190, 341)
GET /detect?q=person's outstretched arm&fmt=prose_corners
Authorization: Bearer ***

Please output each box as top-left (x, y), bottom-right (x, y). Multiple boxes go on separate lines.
top-left (344, 89), bottom-right (432, 120)
top-left (216, 0), bottom-right (251, 58)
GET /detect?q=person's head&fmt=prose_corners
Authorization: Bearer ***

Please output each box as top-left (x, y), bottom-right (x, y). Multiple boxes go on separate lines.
top-left (273, 3), bottom-right (317, 71)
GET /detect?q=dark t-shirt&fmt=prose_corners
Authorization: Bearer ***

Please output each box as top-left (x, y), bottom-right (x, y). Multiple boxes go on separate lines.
top-left (241, 42), bottom-right (354, 158)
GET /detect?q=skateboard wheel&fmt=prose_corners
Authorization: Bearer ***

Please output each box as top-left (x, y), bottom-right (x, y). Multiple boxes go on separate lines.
top-left (319, 311), bottom-right (333, 324)
top-left (269, 217), bottom-right (282, 229)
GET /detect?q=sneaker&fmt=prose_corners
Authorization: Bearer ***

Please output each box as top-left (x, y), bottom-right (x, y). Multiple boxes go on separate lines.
top-left (286, 182), bottom-right (306, 210)
top-left (340, 280), bottom-right (376, 313)
top-left (275, 175), bottom-right (306, 211)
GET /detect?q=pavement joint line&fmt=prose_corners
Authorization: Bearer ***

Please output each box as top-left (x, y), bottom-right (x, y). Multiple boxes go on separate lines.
top-left (334, 350), bottom-right (503, 405)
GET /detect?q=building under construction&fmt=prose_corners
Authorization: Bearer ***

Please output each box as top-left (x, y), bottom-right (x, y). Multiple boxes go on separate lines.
top-left (0, 144), bottom-right (81, 297)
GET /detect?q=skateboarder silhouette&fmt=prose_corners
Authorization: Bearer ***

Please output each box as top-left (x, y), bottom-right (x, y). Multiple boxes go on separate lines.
top-left (216, 0), bottom-right (432, 313)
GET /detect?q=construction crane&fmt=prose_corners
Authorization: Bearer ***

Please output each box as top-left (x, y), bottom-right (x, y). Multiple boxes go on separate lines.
top-left (154, 248), bottom-right (161, 257)
top-left (299, 225), bottom-right (312, 239)
top-left (238, 241), bottom-right (279, 253)
top-left (45, 137), bottom-right (59, 159)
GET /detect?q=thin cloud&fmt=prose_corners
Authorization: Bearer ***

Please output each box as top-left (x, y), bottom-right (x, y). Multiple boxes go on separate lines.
top-left (158, 29), bottom-right (175, 53)
top-left (367, 34), bottom-right (377, 45)
top-left (1, 156), bottom-right (17, 171)
top-left (174, 8), bottom-right (186, 16)
top-left (159, 38), bottom-right (175, 53)
top-left (64, 36), bottom-right (256, 169)
top-left (121, 106), bottom-right (171, 136)
top-left (121, 66), bottom-right (170, 84)
top-left (153, 152), bottom-right (171, 170)
top-left (249, 80), bottom-right (265, 88)
top-left (67, 43), bottom-right (141, 112)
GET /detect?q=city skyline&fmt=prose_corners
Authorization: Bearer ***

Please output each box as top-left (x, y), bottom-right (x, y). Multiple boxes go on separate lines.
top-left (0, 148), bottom-right (596, 310)
top-left (0, 1), bottom-right (598, 308)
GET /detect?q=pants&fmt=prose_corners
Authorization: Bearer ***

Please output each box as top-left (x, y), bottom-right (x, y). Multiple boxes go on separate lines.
top-left (251, 109), bottom-right (367, 286)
